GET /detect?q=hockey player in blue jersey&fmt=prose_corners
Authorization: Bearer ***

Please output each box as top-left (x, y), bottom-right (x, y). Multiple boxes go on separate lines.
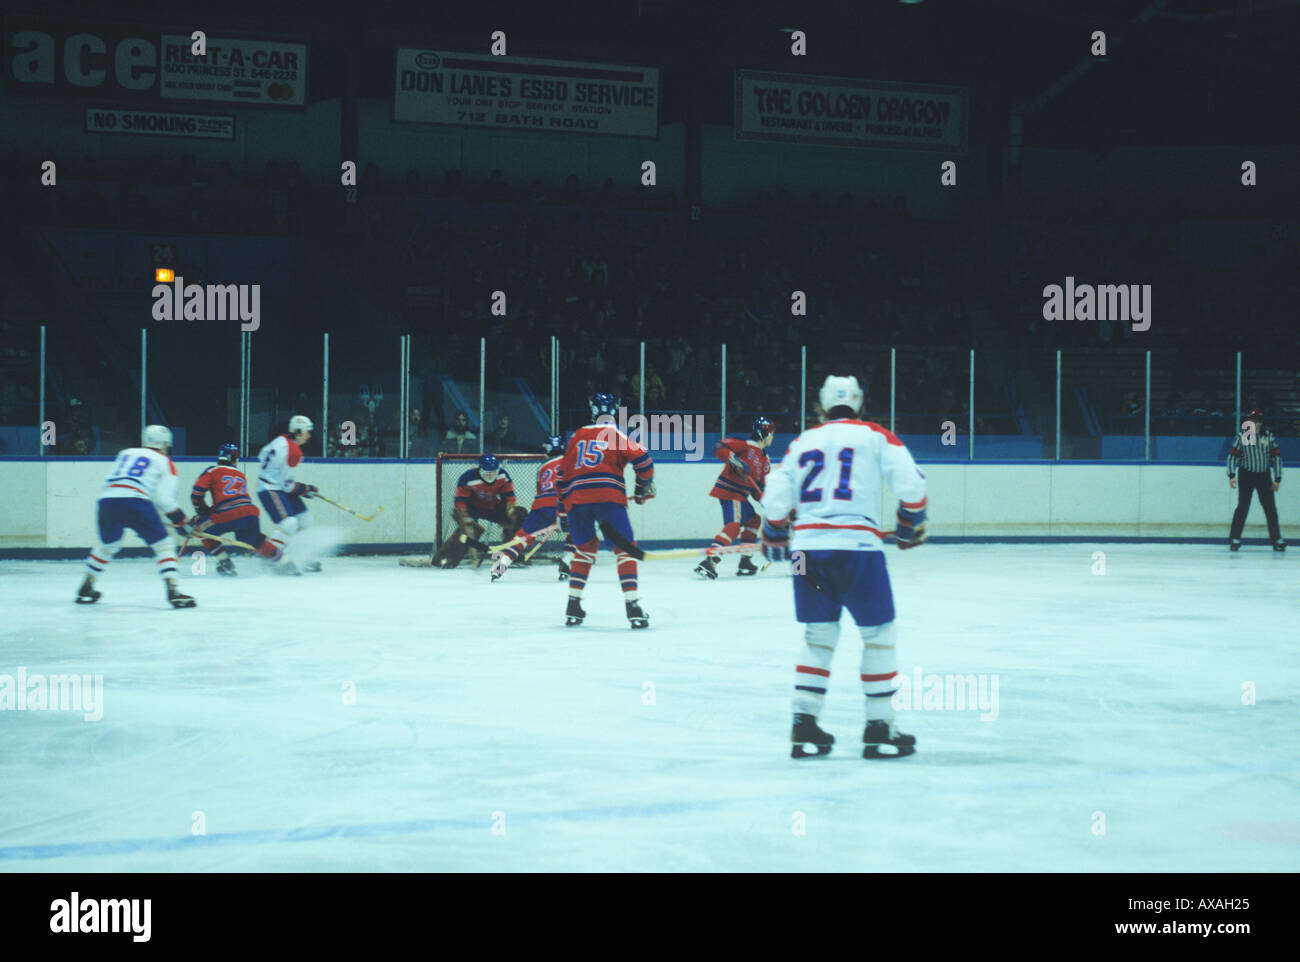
top-left (762, 376), bottom-right (928, 760)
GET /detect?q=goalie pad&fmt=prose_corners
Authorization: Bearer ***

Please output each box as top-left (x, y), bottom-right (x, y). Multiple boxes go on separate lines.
top-left (432, 521), bottom-right (487, 569)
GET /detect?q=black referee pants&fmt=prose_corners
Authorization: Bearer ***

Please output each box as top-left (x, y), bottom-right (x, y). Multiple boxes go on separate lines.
top-left (1229, 470), bottom-right (1281, 541)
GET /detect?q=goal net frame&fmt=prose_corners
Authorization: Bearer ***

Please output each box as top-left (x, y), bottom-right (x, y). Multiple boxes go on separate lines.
top-left (396, 452), bottom-right (564, 567)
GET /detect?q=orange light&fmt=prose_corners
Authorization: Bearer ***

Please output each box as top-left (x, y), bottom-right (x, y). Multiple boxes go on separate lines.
top-left (155, 268), bottom-right (174, 283)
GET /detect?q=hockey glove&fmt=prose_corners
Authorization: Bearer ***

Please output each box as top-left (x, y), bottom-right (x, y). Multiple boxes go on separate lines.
top-left (895, 503), bottom-right (928, 550)
top-left (633, 479), bottom-right (656, 504)
top-left (167, 509), bottom-right (192, 538)
top-left (291, 483), bottom-right (318, 499)
top-left (761, 517), bottom-right (792, 563)
top-left (728, 455), bottom-right (750, 476)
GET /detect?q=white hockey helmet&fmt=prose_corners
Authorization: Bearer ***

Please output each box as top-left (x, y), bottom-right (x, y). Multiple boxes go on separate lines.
top-left (288, 415), bottom-right (314, 436)
top-left (141, 424), bottom-right (173, 450)
top-left (819, 375), bottom-right (864, 416)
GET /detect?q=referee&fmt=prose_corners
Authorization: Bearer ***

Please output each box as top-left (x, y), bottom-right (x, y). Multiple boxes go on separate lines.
top-left (1227, 408), bottom-right (1285, 552)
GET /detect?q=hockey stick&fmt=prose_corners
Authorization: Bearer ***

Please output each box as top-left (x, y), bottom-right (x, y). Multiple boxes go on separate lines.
top-left (314, 494), bottom-right (383, 522)
top-left (175, 525), bottom-right (260, 553)
top-left (523, 525), bottom-right (557, 561)
top-left (598, 521), bottom-right (899, 561)
top-left (489, 521), bottom-right (559, 553)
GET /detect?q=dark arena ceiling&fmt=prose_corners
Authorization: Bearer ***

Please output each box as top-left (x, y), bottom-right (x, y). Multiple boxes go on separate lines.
top-left (6, 0), bottom-right (1298, 146)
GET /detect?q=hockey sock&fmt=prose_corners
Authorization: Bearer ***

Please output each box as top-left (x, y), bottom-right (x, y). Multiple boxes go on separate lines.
top-left (614, 549), bottom-right (639, 600)
top-left (85, 540), bottom-right (119, 576)
top-left (149, 538), bottom-right (179, 579)
top-left (269, 513), bottom-right (299, 554)
top-left (256, 540), bottom-right (283, 562)
top-left (859, 622), bottom-right (900, 722)
top-left (567, 539), bottom-right (598, 597)
top-left (712, 521), bottom-right (741, 549)
top-left (739, 518), bottom-right (761, 543)
top-left (793, 622), bottom-right (839, 717)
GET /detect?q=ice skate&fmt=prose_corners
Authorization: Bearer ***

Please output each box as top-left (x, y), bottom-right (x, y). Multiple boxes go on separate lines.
top-left (557, 560), bottom-right (570, 581)
top-left (625, 600), bottom-right (649, 629)
top-left (862, 719), bottom-right (916, 759)
top-left (736, 555), bottom-right (759, 576)
top-left (75, 575), bottom-right (101, 605)
top-left (274, 561), bottom-right (302, 576)
top-left (694, 556), bottom-right (719, 580)
top-left (1274, 540), bottom-right (1287, 553)
top-left (791, 713), bottom-right (834, 758)
top-left (303, 561), bottom-right (322, 573)
top-left (165, 579), bottom-right (196, 609)
top-left (216, 557), bottom-right (238, 576)
top-left (565, 597), bottom-right (586, 626)
top-left (490, 554), bottom-right (511, 581)
top-left (1229, 539), bottom-right (1241, 552)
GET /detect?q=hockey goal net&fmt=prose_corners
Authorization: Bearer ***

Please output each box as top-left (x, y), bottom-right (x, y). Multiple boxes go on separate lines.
top-left (428, 452), bottom-right (565, 563)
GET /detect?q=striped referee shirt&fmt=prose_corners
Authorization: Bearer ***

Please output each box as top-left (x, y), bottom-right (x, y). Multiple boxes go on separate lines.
top-left (1227, 427), bottom-right (1282, 482)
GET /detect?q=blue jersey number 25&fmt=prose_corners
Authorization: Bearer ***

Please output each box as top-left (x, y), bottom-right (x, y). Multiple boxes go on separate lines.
top-left (798, 448), bottom-right (854, 502)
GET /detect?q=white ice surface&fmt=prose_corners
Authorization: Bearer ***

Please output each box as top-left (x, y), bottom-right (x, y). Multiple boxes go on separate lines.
top-left (0, 543), bottom-right (1297, 872)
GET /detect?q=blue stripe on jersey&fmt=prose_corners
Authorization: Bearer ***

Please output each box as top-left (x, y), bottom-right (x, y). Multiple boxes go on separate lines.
top-left (566, 479), bottom-right (627, 493)
top-left (795, 685), bottom-right (827, 695)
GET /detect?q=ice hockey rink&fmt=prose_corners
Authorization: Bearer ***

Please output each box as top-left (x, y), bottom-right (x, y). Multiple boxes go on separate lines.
top-left (1, 541), bottom-right (1296, 873)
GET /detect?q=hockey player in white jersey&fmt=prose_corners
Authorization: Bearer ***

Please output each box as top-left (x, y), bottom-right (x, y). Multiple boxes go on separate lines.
top-left (761, 376), bottom-right (928, 759)
top-left (76, 424), bottom-right (196, 609)
top-left (255, 415), bottom-right (319, 574)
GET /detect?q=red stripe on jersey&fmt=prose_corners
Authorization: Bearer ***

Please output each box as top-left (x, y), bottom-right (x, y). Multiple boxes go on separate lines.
top-left (805, 419), bottom-right (903, 446)
top-left (900, 497), bottom-right (927, 509)
top-left (861, 671), bottom-right (898, 682)
top-left (793, 522), bottom-right (887, 537)
top-left (796, 665), bottom-right (831, 677)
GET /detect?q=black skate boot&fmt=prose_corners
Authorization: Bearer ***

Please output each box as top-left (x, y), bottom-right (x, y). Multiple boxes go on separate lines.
top-left (791, 713), bottom-right (834, 759)
top-left (557, 560), bottom-right (570, 581)
top-left (565, 597), bottom-right (586, 626)
top-left (737, 555), bottom-right (759, 576)
top-left (1274, 540), bottom-right (1287, 553)
top-left (303, 561), bottom-right (322, 573)
top-left (694, 556), bottom-right (719, 580)
top-left (625, 600), bottom-right (649, 629)
top-left (862, 719), bottom-right (916, 759)
top-left (1229, 539), bottom-right (1241, 552)
top-left (75, 575), bottom-right (101, 605)
top-left (165, 579), bottom-right (196, 609)
top-left (216, 557), bottom-right (238, 576)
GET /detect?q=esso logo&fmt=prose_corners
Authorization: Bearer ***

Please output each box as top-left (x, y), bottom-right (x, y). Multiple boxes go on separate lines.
top-left (415, 52), bottom-right (440, 69)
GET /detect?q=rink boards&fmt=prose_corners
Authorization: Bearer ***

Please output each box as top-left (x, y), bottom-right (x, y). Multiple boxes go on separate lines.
top-left (0, 457), bottom-right (1284, 551)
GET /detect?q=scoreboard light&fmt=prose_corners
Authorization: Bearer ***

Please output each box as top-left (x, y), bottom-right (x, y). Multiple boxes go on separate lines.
top-left (155, 268), bottom-right (174, 283)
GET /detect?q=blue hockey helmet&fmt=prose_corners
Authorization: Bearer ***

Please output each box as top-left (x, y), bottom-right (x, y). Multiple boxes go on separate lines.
top-left (751, 417), bottom-right (774, 441)
top-left (479, 453), bottom-right (500, 472)
top-left (544, 434), bottom-right (565, 457)
top-left (218, 442), bottom-right (240, 465)
top-left (590, 392), bottom-right (618, 422)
